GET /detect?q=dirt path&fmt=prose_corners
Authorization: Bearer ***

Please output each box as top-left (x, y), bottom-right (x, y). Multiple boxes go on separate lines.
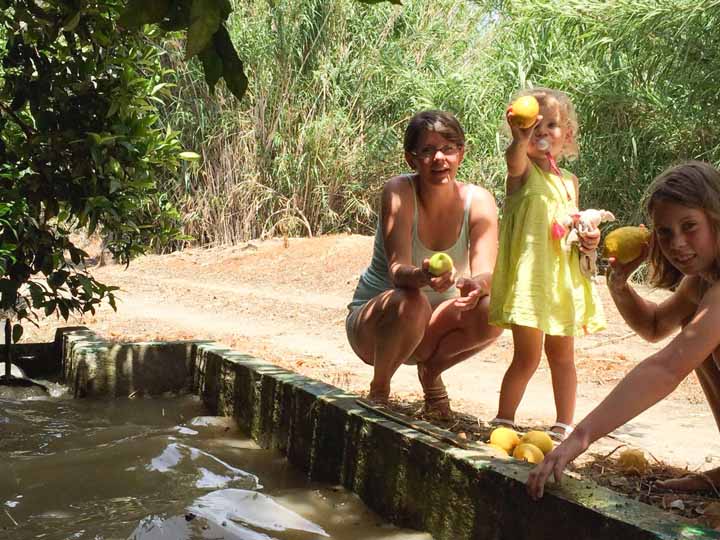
top-left (26, 234), bottom-right (720, 474)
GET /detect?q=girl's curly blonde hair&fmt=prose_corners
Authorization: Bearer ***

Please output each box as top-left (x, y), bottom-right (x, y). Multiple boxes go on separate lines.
top-left (505, 87), bottom-right (580, 161)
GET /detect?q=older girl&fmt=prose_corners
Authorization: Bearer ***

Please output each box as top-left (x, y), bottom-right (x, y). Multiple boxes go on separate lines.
top-left (528, 161), bottom-right (720, 498)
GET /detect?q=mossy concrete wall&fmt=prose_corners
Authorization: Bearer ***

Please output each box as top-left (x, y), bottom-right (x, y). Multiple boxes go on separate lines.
top-left (56, 328), bottom-right (719, 539)
top-left (61, 327), bottom-right (207, 397)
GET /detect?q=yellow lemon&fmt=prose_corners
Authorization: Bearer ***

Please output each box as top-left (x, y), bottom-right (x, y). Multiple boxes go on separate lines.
top-left (512, 443), bottom-right (544, 464)
top-left (487, 443), bottom-right (510, 457)
top-left (489, 427), bottom-right (520, 454)
top-left (509, 96), bottom-right (540, 129)
top-left (428, 252), bottom-right (454, 276)
top-left (617, 448), bottom-right (649, 475)
top-left (520, 430), bottom-right (553, 455)
top-left (602, 226), bottom-right (651, 264)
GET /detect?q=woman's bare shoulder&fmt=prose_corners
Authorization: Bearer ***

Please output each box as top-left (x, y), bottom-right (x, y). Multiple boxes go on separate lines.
top-left (466, 183), bottom-right (498, 212)
top-left (383, 174), bottom-right (414, 194)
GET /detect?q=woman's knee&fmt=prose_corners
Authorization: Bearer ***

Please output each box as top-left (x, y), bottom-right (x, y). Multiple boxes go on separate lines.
top-left (385, 288), bottom-right (431, 326)
top-left (470, 296), bottom-right (503, 339)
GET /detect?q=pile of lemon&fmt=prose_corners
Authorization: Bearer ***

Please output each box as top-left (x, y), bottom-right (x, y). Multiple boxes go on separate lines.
top-left (487, 427), bottom-right (553, 464)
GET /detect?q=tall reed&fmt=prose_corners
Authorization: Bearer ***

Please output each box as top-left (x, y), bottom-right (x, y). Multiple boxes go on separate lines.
top-left (160, 0), bottom-right (720, 245)
top-left (160, 0), bottom-right (498, 245)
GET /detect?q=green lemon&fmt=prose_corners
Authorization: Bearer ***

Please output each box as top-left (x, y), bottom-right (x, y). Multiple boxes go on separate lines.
top-left (428, 252), bottom-right (453, 276)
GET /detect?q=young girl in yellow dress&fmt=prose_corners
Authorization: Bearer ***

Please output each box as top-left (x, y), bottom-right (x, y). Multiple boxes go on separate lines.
top-left (489, 87), bottom-right (605, 440)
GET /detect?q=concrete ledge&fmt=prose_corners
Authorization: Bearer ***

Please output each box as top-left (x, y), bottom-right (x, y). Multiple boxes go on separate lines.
top-left (191, 341), bottom-right (718, 540)
top-left (61, 327), bottom-right (209, 397)
top-left (54, 328), bottom-right (718, 539)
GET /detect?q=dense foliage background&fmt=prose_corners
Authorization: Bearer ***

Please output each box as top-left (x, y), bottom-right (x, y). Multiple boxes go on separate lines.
top-left (0, 1), bottom-right (189, 334)
top-left (160, 0), bottom-right (720, 244)
top-left (2, 0), bottom-right (719, 336)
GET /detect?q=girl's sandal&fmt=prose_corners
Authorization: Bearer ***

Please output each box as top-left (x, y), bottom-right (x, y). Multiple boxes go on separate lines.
top-left (417, 363), bottom-right (453, 421)
top-left (547, 422), bottom-right (574, 442)
top-left (489, 417), bottom-right (519, 431)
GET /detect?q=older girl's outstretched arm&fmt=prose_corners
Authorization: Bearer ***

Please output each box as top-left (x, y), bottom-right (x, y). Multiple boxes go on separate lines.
top-left (527, 282), bottom-right (720, 499)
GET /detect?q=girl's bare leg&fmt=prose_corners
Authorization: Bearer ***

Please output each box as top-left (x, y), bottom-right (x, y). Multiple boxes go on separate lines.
top-left (351, 288), bottom-right (432, 402)
top-left (495, 325), bottom-right (544, 422)
top-left (544, 334), bottom-right (576, 430)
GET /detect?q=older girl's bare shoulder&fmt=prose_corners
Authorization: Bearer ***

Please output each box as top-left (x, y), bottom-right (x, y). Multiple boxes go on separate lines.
top-left (698, 278), bottom-right (720, 306)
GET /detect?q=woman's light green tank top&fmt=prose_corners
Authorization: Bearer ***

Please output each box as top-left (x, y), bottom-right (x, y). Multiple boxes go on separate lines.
top-left (349, 175), bottom-right (474, 310)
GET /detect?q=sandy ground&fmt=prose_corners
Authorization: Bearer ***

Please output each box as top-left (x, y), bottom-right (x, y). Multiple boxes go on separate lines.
top-left (20, 234), bottom-right (720, 521)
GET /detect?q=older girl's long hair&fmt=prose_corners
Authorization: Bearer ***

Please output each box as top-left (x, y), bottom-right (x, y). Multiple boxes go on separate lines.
top-left (644, 161), bottom-right (720, 289)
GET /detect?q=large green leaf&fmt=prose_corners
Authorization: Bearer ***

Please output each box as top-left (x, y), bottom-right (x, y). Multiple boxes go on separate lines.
top-left (213, 25), bottom-right (248, 100)
top-left (186, 0), bottom-right (223, 59)
top-left (12, 323), bottom-right (22, 343)
top-left (118, 0), bottom-right (172, 28)
top-left (218, 0), bottom-right (232, 20)
top-left (199, 45), bottom-right (223, 93)
top-left (159, 0), bottom-right (192, 30)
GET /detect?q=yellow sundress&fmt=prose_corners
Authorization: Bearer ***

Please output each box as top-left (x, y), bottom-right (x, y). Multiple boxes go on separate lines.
top-left (489, 162), bottom-right (605, 336)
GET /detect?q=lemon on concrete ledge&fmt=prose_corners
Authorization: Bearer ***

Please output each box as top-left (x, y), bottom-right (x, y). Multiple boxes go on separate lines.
top-left (489, 427), bottom-right (520, 454)
top-left (602, 226), bottom-right (651, 264)
top-left (487, 443), bottom-right (510, 457)
top-left (520, 430), bottom-right (553, 455)
top-left (513, 443), bottom-right (544, 464)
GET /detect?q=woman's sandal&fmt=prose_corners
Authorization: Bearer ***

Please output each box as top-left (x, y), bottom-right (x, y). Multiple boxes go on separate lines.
top-left (547, 422), bottom-right (574, 442)
top-left (417, 363), bottom-right (453, 421)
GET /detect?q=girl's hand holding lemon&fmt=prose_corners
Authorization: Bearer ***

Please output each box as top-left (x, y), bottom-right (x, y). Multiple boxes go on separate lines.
top-left (604, 226), bottom-right (651, 293)
top-left (507, 96), bottom-right (542, 139)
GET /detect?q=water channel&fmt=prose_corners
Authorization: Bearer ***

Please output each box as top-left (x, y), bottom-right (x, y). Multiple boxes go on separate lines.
top-left (1, 384), bottom-right (433, 540)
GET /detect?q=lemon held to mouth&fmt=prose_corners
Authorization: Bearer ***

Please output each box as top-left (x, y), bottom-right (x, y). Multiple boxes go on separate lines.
top-left (428, 252), bottom-right (454, 276)
top-left (509, 96), bottom-right (540, 129)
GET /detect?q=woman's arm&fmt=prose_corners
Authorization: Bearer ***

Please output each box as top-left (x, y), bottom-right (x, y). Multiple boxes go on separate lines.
top-left (453, 186), bottom-right (498, 311)
top-left (527, 281), bottom-right (720, 499)
top-left (381, 177), bottom-right (428, 289)
top-left (466, 186), bottom-right (499, 294)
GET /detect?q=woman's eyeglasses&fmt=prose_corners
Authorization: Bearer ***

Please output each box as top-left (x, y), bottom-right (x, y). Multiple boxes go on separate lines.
top-left (411, 144), bottom-right (462, 160)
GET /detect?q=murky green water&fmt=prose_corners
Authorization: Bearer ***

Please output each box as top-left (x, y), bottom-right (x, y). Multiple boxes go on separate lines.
top-left (0, 388), bottom-right (431, 540)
